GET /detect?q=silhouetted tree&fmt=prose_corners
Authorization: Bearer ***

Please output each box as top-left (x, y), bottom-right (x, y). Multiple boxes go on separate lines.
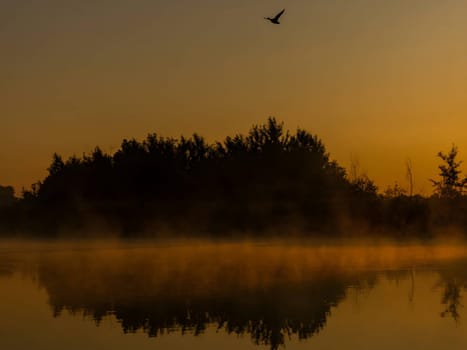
top-left (406, 158), bottom-right (414, 197)
top-left (384, 182), bottom-right (406, 199)
top-left (431, 145), bottom-right (467, 198)
top-left (7, 118), bottom-right (467, 237)
top-left (0, 185), bottom-right (15, 207)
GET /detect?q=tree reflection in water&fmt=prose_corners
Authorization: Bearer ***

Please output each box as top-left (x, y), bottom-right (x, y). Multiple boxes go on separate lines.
top-left (31, 248), bottom-right (380, 349)
top-left (436, 261), bottom-right (467, 323)
top-left (2, 244), bottom-right (467, 349)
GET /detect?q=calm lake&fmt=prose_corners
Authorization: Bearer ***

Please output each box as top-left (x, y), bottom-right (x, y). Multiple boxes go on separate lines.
top-left (1, 240), bottom-right (467, 350)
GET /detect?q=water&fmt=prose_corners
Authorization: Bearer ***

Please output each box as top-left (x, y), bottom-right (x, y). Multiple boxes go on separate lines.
top-left (1, 240), bottom-right (467, 350)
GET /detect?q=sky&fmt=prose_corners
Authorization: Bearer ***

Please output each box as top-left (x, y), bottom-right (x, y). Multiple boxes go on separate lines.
top-left (2, 0), bottom-right (467, 194)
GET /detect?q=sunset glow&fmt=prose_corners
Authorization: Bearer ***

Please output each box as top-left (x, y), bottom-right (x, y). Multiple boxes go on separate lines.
top-left (3, 0), bottom-right (467, 192)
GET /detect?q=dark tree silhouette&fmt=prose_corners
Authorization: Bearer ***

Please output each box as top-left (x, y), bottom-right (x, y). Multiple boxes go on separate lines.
top-left (431, 145), bottom-right (467, 198)
top-left (10, 117), bottom-right (367, 236)
top-left (0, 185), bottom-right (15, 207)
top-left (2, 118), bottom-right (467, 237)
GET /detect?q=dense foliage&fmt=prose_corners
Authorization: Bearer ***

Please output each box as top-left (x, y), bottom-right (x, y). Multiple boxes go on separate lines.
top-left (1, 118), bottom-right (466, 237)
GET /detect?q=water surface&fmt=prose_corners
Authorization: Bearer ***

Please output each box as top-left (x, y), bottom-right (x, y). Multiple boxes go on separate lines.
top-left (1, 240), bottom-right (467, 350)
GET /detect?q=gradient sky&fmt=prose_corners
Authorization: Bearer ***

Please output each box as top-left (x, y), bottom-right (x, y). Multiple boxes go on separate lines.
top-left (2, 0), bottom-right (467, 194)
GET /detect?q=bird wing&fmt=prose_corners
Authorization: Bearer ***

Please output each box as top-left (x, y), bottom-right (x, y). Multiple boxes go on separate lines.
top-left (273, 9), bottom-right (285, 21)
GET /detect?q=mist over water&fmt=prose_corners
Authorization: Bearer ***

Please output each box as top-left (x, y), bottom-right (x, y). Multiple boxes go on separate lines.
top-left (2, 239), bottom-right (467, 349)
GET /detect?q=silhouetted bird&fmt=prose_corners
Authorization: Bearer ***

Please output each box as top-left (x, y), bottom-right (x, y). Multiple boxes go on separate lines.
top-left (265, 9), bottom-right (285, 24)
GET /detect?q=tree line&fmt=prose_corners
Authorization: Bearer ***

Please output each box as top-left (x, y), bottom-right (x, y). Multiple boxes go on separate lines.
top-left (0, 118), bottom-right (466, 237)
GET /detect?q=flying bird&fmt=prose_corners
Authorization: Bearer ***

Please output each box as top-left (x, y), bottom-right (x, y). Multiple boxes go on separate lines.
top-left (265, 9), bottom-right (285, 24)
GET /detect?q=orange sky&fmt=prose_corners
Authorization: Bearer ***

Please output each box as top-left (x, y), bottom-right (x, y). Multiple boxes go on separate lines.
top-left (2, 0), bottom-right (467, 194)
